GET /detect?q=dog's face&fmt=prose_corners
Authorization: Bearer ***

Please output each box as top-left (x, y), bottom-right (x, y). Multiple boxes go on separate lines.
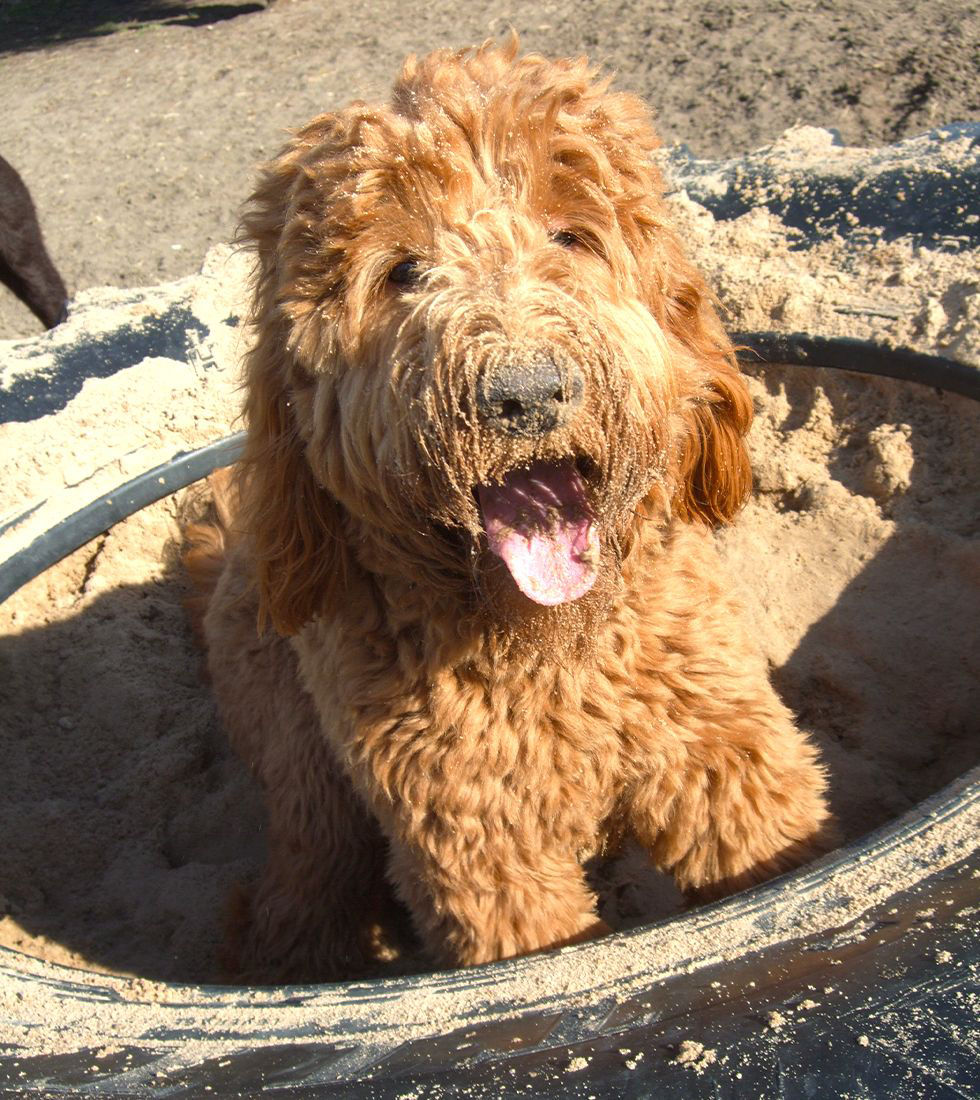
top-left (240, 41), bottom-right (752, 635)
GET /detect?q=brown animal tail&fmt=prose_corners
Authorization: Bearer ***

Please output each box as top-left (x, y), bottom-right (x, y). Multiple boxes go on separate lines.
top-left (181, 466), bottom-right (239, 643)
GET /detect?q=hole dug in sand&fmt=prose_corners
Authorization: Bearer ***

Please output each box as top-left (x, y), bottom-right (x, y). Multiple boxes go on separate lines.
top-left (0, 362), bottom-right (977, 983)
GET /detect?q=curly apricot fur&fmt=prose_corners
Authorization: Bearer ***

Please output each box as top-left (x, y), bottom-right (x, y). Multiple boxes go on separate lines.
top-left (185, 38), bottom-right (833, 978)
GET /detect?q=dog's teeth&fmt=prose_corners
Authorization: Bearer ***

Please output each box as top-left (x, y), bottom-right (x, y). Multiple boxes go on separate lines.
top-left (528, 479), bottom-right (564, 509)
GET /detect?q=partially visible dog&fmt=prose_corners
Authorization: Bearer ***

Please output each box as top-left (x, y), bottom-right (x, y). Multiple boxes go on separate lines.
top-left (186, 39), bottom-right (834, 980)
top-left (0, 155), bottom-right (68, 329)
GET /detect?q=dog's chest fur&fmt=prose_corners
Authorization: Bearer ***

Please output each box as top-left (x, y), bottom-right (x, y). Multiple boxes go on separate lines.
top-left (288, 523), bottom-right (739, 861)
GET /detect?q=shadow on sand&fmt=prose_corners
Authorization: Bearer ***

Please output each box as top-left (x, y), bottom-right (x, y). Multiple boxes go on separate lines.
top-left (0, 0), bottom-right (270, 56)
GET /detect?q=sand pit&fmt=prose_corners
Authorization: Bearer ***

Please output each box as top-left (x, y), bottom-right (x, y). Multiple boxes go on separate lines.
top-left (0, 126), bottom-right (975, 961)
top-left (1, 350), bottom-right (976, 983)
top-left (1, 348), bottom-right (978, 989)
top-left (0, 123), bottom-right (977, 1091)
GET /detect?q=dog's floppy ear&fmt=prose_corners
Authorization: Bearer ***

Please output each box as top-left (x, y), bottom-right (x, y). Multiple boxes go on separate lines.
top-left (651, 240), bottom-right (753, 526)
top-left (235, 122), bottom-right (354, 637)
top-left (236, 337), bottom-right (352, 637)
top-left (673, 349), bottom-right (753, 526)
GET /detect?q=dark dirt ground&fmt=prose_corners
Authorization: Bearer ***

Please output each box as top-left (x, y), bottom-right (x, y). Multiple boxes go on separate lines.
top-left (1, 0), bottom-right (977, 339)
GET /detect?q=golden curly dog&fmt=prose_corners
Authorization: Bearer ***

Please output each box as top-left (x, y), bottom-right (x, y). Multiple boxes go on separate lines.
top-left (186, 39), bottom-right (835, 981)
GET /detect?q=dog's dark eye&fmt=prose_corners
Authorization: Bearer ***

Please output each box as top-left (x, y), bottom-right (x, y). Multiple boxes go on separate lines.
top-left (388, 259), bottom-right (421, 288)
top-left (551, 229), bottom-right (583, 250)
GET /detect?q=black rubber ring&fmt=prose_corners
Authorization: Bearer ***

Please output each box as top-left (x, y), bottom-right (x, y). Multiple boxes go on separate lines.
top-left (0, 434), bottom-right (244, 604)
top-left (733, 330), bottom-right (980, 400)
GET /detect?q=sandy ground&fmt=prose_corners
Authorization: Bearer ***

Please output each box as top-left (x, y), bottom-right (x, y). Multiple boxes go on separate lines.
top-left (0, 2), bottom-right (978, 986)
top-left (1, 0), bottom-right (978, 338)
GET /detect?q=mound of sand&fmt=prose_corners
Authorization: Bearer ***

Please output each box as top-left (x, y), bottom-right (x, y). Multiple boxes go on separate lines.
top-left (0, 130), bottom-right (977, 982)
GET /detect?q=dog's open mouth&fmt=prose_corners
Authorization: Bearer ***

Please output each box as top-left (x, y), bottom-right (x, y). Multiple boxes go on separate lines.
top-left (475, 459), bottom-right (600, 605)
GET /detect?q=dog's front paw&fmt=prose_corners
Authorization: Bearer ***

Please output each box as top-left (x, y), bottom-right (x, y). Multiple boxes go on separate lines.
top-left (220, 879), bottom-right (402, 983)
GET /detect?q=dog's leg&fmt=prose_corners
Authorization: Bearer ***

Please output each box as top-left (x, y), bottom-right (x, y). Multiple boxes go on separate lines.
top-left (203, 548), bottom-right (389, 981)
top-left (619, 527), bottom-right (837, 901)
top-left (382, 832), bottom-right (609, 967)
top-left (0, 156), bottom-right (68, 328)
top-left (227, 759), bottom-right (389, 983)
top-left (626, 699), bottom-right (836, 901)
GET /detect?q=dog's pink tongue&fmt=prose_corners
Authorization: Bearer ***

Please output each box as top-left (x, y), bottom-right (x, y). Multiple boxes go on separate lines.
top-left (476, 461), bottom-right (599, 606)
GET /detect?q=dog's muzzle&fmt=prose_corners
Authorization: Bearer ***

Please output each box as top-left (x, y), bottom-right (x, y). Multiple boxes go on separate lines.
top-left (477, 357), bottom-right (585, 438)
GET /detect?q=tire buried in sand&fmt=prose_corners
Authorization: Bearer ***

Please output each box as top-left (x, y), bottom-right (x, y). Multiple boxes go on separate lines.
top-left (0, 337), bottom-right (977, 1097)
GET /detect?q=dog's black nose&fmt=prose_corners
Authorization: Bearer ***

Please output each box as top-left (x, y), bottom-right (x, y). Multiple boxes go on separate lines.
top-left (477, 358), bottom-right (584, 438)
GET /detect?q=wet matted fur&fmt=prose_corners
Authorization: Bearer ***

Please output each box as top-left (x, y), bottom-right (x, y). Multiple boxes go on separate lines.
top-left (186, 38), bottom-right (835, 979)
